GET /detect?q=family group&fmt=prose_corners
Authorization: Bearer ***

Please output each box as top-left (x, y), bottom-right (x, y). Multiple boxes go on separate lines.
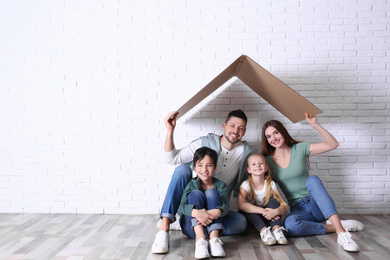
top-left (151, 109), bottom-right (363, 259)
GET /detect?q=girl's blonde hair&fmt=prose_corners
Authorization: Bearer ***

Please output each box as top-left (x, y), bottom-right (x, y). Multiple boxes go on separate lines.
top-left (246, 153), bottom-right (286, 207)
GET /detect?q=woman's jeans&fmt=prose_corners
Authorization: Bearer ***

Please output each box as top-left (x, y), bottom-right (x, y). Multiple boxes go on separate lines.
top-left (284, 175), bottom-right (338, 237)
top-left (240, 198), bottom-right (282, 232)
top-left (180, 189), bottom-right (224, 239)
top-left (160, 164), bottom-right (247, 236)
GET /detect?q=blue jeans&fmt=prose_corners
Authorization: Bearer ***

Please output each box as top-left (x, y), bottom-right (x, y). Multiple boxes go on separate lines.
top-left (284, 175), bottom-right (338, 237)
top-left (160, 164), bottom-right (193, 222)
top-left (160, 164), bottom-right (247, 235)
top-left (180, 189), bottom-right (224, 239)
top-left (240, 198), bottom-right (282, 232)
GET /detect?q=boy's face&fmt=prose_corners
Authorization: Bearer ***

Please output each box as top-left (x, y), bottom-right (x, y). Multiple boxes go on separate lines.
top-left (194, 155), bottom-right (216, 182)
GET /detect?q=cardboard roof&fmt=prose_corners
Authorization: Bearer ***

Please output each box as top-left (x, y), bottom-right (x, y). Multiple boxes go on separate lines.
top-left (175, 55), bottom-right (322, 123)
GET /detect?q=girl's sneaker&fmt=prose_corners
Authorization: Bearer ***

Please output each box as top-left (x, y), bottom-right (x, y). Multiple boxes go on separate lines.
top-left (195, 238), bottom-right (210, 259)
top-left (260, 227), bottom-right (276, 245)
top-left (272, 226), bottom-right (288, 245)
top-left (209, 237), bottom-right (225, 257)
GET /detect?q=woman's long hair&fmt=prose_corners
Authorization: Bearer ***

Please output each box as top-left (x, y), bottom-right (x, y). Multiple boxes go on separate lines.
top-left (260, 120), bottom-right (301, 156)
top-left (260, 119), bottom-right (310, 169)
top-left (246, 154), bottom-right (277, 207)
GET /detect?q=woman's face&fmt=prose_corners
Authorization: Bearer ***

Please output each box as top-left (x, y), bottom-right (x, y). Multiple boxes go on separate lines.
top-left (264, 126), bottom-right (285, 149)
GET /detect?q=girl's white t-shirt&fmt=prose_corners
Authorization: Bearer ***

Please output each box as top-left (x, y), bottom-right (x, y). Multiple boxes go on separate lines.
top-left (240, 179), bottom-right (277, 205)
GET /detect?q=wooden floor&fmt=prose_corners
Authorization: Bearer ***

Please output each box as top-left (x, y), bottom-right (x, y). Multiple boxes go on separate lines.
top-left (0, 214), bottom-right (389, 260)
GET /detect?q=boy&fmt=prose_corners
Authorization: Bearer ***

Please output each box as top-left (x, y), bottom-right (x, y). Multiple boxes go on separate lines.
top-left (179, 147), bottom-right (228, 259)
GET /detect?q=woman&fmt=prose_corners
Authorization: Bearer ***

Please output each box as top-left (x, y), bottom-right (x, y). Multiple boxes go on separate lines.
top-left (261, 113), bottom-right (363, 252)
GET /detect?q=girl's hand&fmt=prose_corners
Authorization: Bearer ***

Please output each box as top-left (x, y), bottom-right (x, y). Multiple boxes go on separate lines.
top-left (263, 208), bottom-right (279, 220)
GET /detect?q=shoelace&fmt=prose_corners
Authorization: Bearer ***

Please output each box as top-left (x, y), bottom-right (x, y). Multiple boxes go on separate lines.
top-left (261, 228), bottom-right (273, 240)
top-left (340, 232), bottom-right (354, 244)
top-left (211, 237), bottom-right (223, 245)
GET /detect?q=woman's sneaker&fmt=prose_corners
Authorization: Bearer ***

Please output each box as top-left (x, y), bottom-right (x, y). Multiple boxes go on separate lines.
top-left (326, 219), bottom-right (364, 232)
top-left (195, 238), bottom-right (210, 259)
top-left (209, 237), bottom-right (225, 257)
top-left (337, 231), bottom-right (360, 252)
top-left (260, 227), bottom-right (276, 245)
top-left (272, 226), bottom-right (288, 245)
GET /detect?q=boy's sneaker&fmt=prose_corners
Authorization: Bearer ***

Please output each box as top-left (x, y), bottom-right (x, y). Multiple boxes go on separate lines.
top-left (195, 238), bottom-right (210, 259)
top-left (326, 219), bottom-right (364, 232)
top-left (156, 217), bottom-right (182, 231)
top-left (209, 237), bottom-right (225, 257)
top-left (337, 231), bottom-right (360, 252)
top-left (272, 226), bottom-right (288, 245)
top-left (151, 230), bottom-right (169, 254)
top-left (260, 227), bottom-right (276, 245)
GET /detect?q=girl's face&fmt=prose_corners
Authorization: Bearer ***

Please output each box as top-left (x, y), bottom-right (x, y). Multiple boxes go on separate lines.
top-left (194, 155), bottom-right (216, 182)
top-left (247, 154), bottom-right (268, 177)
top-left (264, 126), bottom-right (285, 149)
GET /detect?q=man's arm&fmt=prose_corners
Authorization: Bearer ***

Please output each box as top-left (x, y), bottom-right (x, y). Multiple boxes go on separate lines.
top-left (164, 111), bottom-right (179, 152)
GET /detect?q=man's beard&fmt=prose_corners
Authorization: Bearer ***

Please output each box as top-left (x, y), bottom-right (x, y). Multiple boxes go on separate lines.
top-left (224, 133), bottom-right (239, 145)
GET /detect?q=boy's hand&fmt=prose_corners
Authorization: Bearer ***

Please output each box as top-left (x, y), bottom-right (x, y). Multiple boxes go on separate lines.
top-left (207, 209), bottom-right (222, 219)
top-left (192, 209), bottom-right (215, 226)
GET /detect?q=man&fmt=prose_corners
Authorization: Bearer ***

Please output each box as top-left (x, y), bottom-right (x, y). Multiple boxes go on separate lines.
top-left (152, 109), bottom-right (255, 254)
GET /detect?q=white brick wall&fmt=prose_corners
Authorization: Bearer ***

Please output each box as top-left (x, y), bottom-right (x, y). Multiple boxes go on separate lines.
top-left (0, 0), bottom-right (389, 214)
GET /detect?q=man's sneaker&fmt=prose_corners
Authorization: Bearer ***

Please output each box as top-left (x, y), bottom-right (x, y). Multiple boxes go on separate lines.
top-left (151, 230), bottom-right (169, 254)
top-left (337, 231), bottom-right (360, 252)
top-left (209, 237), bottom-right (225, 257)
top-left (326, 219), bottom-right (364, 232)
top-left (272, 226), bottom-right (288, 245)
top-left (195, 238), bottom-right (210, 259)
top-left (156, 217), bottom-right (182, 231)
top-left (260, 227), bottom-right (276, 245)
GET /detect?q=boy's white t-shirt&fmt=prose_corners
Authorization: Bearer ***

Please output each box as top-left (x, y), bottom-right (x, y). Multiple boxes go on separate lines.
top-left (240, 179), bottom-right (277, 205)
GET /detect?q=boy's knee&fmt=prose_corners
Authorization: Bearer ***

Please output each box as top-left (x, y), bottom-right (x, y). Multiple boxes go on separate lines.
top-left (188, 190), bottom-right (204, 200)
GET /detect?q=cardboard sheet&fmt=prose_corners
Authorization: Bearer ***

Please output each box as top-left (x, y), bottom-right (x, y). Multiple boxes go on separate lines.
top-left (175, 55), bottom-right (322, 123)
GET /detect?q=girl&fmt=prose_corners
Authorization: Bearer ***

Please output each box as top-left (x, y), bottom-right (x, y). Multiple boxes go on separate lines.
top-left (261, 113), bottom-right (364, 252)
top-left (179, 147), bottom-right (228, 259)
top-left (238, 153), bottom-right (288, 245)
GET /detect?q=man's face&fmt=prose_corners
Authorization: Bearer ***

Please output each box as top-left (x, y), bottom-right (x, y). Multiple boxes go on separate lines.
top-left (222, 116), bottom-right (246, 144)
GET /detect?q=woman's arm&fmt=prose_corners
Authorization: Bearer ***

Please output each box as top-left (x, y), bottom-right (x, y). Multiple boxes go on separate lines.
top-left (305, 113), bottom-right (339, 155)
top-left (238, 188), bottom-right (266, 215)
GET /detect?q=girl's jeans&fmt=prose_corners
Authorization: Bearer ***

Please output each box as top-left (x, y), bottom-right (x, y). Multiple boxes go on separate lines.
top-left (180, 189), bottom-right (223, 239)
top-left (240, 198), bottom-right (282, 232)
top-left (160, 164), bottom-right (247, 236)
top-left (284, 175), bottom-right (338, 237)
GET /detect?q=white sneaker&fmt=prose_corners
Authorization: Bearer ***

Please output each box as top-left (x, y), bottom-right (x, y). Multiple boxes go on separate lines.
top-left (156, 217), bottom-right (182, 231)
top-left (260, 227), bottom-right (276, 245)
top-left (209, 237), bottom-right (225, 257)
top-left (151, 230), bottom-right (169, 254)
top-left (195, 238), bottom-right (210, 259)
top-left (326, 219), bottom-right (364, 232)
top-left (337, 231), bottom-right (360, 252)
top-left (272, 226), bottom-right (288, 245)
